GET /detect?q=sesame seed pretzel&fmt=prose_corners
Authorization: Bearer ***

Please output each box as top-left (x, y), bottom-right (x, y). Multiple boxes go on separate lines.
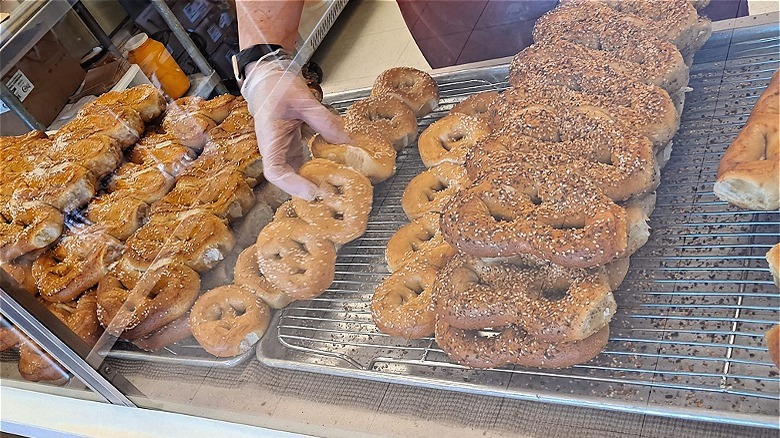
top-left (15, 162), bottom-right (97, 212)
top-left (466, 106), bottom-right (658, 202)
top-left (84, 192), bottom-right (150, 241)
top-left (275, 159), bottom-right (373, 245)
top-left (417, 113), bottom-right (491, 168)
top-left (490, 75), bottom-right (678, 149)
top-left (434, 253), bottom-right (616, 343)
top-left (309, 131), bottom-right (397, 184)
top-left (440, 163), bottom-right (632, 268)
top-left (450, 91), bottom-right (499, 120)
top-left (434, 319), bottom-right (610, 369)
top-left (255, 217), bottom-right (337, 300)
top-left (44, 290), bottom-right (102, 347)
top-left (385, 212), bottom-right (455, 272)
top-left (509, 40), bottom-right (689, 96)
top-left (401, 162), bottom-right (470, 220)
top-left (189, 285), bottom-right (271, 357)
top-left (78, 83), bottom-right (166, 123)
top-left (108, 163), bottom-right (175, 205)
top-left (152, 168), bottom-right (256, 221)
top-left (123, 210), bottom-right (236, 272)
top-left (234, 244), bottom-right (294, 309)
top-left (371, 67), bottom-right (440, 117)
top-left (0, 201), bottom-right (63, 263)
top-left (33, 226), bottom-right (123, 303)
top-left (345, 94), bottom-right (418, 151)
top-left (371, 262), bottom-right (437, 339)
top-left (96, 261), bottom-right (200, 340)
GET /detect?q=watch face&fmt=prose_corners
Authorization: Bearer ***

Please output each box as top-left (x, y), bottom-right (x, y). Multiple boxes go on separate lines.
top-left (231, 54), bottom-right (242, 81)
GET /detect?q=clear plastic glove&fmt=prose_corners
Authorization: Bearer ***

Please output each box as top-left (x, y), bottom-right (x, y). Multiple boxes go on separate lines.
top-left (241, 58), bottom-right (350, 200)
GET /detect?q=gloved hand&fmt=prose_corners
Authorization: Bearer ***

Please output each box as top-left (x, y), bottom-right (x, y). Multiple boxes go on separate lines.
top-left (241, 58), bottom-right (350, 200)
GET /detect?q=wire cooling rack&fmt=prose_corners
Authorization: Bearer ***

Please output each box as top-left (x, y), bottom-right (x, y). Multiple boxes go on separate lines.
top-left (257, 22), bottom-right (780, 427)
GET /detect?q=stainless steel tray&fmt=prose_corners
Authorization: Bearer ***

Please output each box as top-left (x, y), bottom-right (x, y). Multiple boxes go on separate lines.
top-left (102, 338), bottom-right (255, 368)
top-left (257, 22), bottom-right (780, 428)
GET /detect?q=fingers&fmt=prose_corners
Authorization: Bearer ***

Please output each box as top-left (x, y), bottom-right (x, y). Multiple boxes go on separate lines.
top-left (291, 97), bottom-right (352, 145)
top-left (257, 118), bottom-right (318, 201)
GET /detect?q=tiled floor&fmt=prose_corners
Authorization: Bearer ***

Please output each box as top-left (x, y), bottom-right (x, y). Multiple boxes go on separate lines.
top-left (310, 0), bottom-right (429, 94)
top-left (312, 0), bottom-right (780, 95)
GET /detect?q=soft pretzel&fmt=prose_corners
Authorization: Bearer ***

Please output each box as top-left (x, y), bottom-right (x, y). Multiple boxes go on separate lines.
top-left (450, 91), bottom-right (499, 120)
top-left (129, 133), bottom-right (196, 177)
top-left (491, 77), bottom-right (678, 149)
top-left (371, 67), bottom-right (439, 117)
top-left (434, 320), bottom-right (609, 369)
top-left (440, 164), bottom-right (634, 268)
top-left (401, 162), bottom-right (470, 220)
top-left (189, 285), bottom-right (271, 357)
top-left (418, 113), bottom-right (491, 167)
top-left (466, 107), bottom-right (658, 202)
top-left (15, 162), bottom-right (97, 212)
top-left (84, 191), bottom-right (150, 241)
top-left (160, 106), bottom-right (217, 151)
top-left (213, 99), bottom-right (253, 136)
top-left (434, 253), bottom-right (616, 343)
top-left (132, 314), bottom-right (192, 352)
top-left (79, 84), bottom-right (166, 122)
top-left (345, 95), bottom-right (418, 151)
top-left (47, 135), bottom-right (122, 180)
top-left (123, 210), bottom-right (235, 272)
top-left (580, 0), bottom-right (712, 61)
top-left (234, 244), bottom-right (293, 309)
top-left (255, 217), bottom-right (337, 300)
top-left (275, 159), bottom-right (373, 245)
top-left (45, 290), bottom-right (102, 347)
top-left (54, 107), bottom-right (144, 149)
top-left (536, 0), bottom-right (710, 64)
top-left (108, 163), bottom-right (175, 205)
top-left (309, 131), bottom-right (397, 184)
top-left (18, 339), bottom-right (69, 385)
top-left (33, 226), bottom-right (123, 303)
top-left (385, 212), bottom-right (455, 272)
top-left (152, 168), bottom-right (256, 221)
top-left (1, 253), bottom-right (38, 294)
top-left (97, 261), bottom-right (200, 340)
top-left (172, 94), bottom-right (237, 124)
top-left (0, 317), bottom-right (23, 351)
top-left (191, 132), bottom-right (263, 185)
top-left (0, 201), bottom-right (63, 263)
top-left (371, 262), bottom-right (437, 339)
top-left (509, 40), bottom-right (689, 95)
top-left (714, 112), bottom-right (779, 210)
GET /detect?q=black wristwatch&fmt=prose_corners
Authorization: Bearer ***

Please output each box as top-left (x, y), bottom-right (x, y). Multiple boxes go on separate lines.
top-left (231, 44), bottom-right (286, 80)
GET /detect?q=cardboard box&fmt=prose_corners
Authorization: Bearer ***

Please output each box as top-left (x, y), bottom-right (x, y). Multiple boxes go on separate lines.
top-left (0, 30), bottom-right (86, 135)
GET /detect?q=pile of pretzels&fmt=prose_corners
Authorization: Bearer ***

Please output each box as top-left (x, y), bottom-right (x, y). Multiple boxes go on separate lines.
top-left (372, 0), bottom-right (712, 369)
top-left (236, 67), bottom-right (440, 314)
top-left (0, 85), bottom-right (286, 378)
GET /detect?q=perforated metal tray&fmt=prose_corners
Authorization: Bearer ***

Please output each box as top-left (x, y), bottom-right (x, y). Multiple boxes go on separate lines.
top-left (256, 22), bottom-right (780, 428)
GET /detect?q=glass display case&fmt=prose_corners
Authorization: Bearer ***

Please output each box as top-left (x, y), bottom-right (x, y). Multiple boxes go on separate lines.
top-left (1, 7), bottom-right (778, 438)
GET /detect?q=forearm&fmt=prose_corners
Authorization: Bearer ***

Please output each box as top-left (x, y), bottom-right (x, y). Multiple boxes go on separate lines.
top-left (236, 0), bottom-right (305, 51)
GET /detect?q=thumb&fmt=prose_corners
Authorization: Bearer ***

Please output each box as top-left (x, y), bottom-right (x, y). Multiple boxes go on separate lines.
top-left (294, 99), bottom-right (351, 145)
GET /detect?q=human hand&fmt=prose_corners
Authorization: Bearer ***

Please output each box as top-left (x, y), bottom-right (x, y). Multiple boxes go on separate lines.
top-left (241, 58), bottom-right (350, 200)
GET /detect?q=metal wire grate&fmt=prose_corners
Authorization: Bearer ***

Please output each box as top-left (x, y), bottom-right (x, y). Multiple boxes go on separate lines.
top-left (257, 23), bottom-right (780, 427)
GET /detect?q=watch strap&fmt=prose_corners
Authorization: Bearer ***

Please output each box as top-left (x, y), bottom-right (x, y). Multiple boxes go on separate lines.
top-left (232, 44), bottom-right (285, 80)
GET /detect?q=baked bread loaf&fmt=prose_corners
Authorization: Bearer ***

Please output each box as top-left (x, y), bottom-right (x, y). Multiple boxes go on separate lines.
top-left (767, 243), bottom-right (780, 288)
top-left (765, 325), bottom-right (780, 369)
top-left (714, 69), bottom-right (779, 210)
top-left (309, 131), bottom-right (397, 184)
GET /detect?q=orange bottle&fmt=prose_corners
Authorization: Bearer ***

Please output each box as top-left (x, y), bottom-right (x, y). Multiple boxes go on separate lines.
top-left (125, 33), bottom-right (190, 99)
